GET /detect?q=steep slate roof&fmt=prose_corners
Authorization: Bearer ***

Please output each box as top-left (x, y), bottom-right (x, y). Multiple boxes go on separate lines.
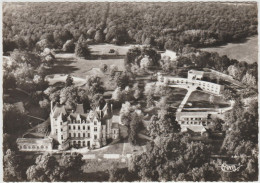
top-left (52, 105), bottom-right (67, 118)
top-left (176, 112), bottom-right (208, 121)
top-left (75, 104), bottom-right (84, 114)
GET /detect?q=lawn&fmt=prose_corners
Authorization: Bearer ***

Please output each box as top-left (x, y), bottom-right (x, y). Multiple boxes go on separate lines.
top-left (184, 91), bottom-right (230, 109)
top-left (47, 53), bottom-right (125, 79)
top-left (89, 43), bottom-right (140, 56)
top-left (201, 35), bottom-right (258, 64)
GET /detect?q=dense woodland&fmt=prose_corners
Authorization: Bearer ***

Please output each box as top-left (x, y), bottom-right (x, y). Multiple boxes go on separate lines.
top-left (3, 2), bottom-right (257, 52)
top-left (2, 2), bottom-right (258, 182)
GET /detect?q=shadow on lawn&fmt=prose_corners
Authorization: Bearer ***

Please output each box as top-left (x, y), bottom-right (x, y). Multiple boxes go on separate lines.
top-left (46, 58), bottom-right (79, 75)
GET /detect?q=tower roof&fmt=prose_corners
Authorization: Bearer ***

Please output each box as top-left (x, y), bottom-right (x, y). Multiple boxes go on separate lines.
top-left (75, 104), bottom-right (84, 114)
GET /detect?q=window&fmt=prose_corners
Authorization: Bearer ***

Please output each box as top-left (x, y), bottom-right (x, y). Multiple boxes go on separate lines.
top-left (83, 141), bottom-right (86, 146)
top-left (181, 121), bottom-right (185, 124)
top-left (88, 133), bottom-right (90, 137)
top-left (191, 118), bottom-right (193, 120)
top-left (61, 135), bottom-right (63, 140)
top-left (77, 120), bottom-right (80, 123)
top-left (83, 120), bottom-right (85, 123)
top-left (73, 126), bottom-right (75, 130)
top-left (88, 126), bottom-right (90, 130)
top-left (69, 126), bottom-right (71, 130)
top-left (190, 122), bottom-right (193, 124)
top-left (194, 122), bottom-right (197, 125)
top-left (69, 133), bottom-right (71, 137)
top-left (83, 126), bottom-right (85, 130)
top-left (60, 122), bottom-right (62, 125)
top-left (23, 145), bottom-right (27, 149)
top-left (61, 128), bottom-right (63, 132)
top-left (74, 133), bottom-right (76, 137)
top-left (94, 127), bottom-right (97, 132)
top-left (94, 135), bottom-right (97, 139)
top-left (94, 121), bottom-right (97, 125)
top-left (78, 141), bottom-right (80, 145)
top-left (78, 126), bottom-right (80, 130)
top-left (41, 145), bottom-right (44, 149)
top-left (56, 129), bottom-right (58, 134)
top-left (83, 133), bottom-right (85, 137)
top-left (78, 133), bottom-right (80, 137)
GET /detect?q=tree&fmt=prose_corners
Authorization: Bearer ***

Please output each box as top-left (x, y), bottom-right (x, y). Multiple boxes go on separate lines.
top-left (26, 153), bottom-right (63, 182)
top-left (85, 75), bottom-right (105, 96)
top-left (129, 133), bottom-right (212, 181)
top-left (242, 72), bottom-right (256, 86)
top-left (3, 149), bottom-right (22, 181)
top-left (112, 87), bottom-right (123, 102)
top-left (109, 166), bottom-right (138, 182)
top-left (147, 109), bottom-right (180, 139)
top-left (94, 30), bottom-right (104, 43)
top-left (3, 103), bottom-right (28, 134)
top-left (39, 99), bottom-right (50, 109)
top-left (36, 39), bottom-right (53, 52)
top-left (66, 75), bottom-right (74, 87)
top-left (59, 153), bottom-right (84, 181)
top-left (75, 41), bottom-right (91, 59)
top-left (100, 63), bottom-right (108, 72)
top-left (129, 112), bottom-right (142, 145)
top-left (62, 39), bottom-right (75, 53)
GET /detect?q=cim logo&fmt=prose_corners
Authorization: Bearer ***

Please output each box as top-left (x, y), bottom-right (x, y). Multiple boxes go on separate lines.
top-left (221, 163), bottom-right (242, 172)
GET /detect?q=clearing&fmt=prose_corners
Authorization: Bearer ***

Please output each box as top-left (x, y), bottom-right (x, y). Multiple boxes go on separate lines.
top-left (201, 35), bottom-right (258, 64)
top-left (184, 91), bottom-right (230, 109)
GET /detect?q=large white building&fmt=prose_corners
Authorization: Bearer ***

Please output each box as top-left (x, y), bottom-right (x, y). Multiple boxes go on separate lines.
top-left (176, 111), bottom-right (212, 136)
top-left (50, 102), bottom-right (119, 150)
top-left (158, 70), bottom-right (224, 95)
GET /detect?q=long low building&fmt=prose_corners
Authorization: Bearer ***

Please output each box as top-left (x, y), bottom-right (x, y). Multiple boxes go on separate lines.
top-left (17, 138), bottom-right (53, 151)
top-left (158, 70), bottom-right (224, 95)
top-left (176, 111), bottom-right (212, 136)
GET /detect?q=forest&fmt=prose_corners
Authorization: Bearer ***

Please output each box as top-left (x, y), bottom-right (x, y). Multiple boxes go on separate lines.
top-left (3, 2), bottom-right (257, 52)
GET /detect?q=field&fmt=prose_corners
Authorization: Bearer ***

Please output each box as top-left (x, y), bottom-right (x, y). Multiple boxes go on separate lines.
top-left (184, 91), bottom-right (230, 109)
top-left (46, 44), bottom-right (139, 89)
top-left (201, 35), bottom-right (258, 64)
top-left (47, 53), bottom-right (125, 79)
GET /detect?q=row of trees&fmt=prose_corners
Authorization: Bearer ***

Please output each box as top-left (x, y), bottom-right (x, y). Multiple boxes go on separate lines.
top-left (3, 2), bottom-right (257, 52)
top-left (4, 150), bottom-right (85, 182)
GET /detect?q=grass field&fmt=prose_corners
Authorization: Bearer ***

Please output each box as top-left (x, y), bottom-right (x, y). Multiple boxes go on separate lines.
top-left (184, 91), bottom-right (230, 109)
top-left (48, 53), bottom-right (125, 78)
top-left (89, 44), bottom-right (139, 56)
top-left (201, 35), bottom-right (258, 64)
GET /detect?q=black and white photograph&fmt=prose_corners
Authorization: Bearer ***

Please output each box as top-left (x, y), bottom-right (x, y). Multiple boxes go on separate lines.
top-left (2, 1), bottom-right (259, 182)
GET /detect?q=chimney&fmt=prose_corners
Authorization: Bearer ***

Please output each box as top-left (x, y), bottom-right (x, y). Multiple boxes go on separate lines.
top-left (51, 101), bottom-right (53, 112)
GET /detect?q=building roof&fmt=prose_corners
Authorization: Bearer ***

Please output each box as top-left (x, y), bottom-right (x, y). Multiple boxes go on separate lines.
top-left (181, 125), bottom-right (207, 133)
top-left (188, 70), bottom-right (204, 76)
top-left (111, 123), bottom-right (119, 129)
top-left (52, 105), bottom-right (67, 118)
top-left (176, 112), bottom-right (208, 121)
top-left (17, 137), bottom-right (53, 145)
top-left (75, 104), bottom-right (84, 114)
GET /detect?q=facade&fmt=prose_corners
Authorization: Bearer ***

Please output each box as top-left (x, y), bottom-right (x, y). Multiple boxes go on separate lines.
top-left (158, 70), bottom-right (224, 95)
top-left (50, 102), bottom-right (119, 150)
top-left (17, 138), bottom-right (53, 151)
top-left (176, 112), bottom-right (212, 135)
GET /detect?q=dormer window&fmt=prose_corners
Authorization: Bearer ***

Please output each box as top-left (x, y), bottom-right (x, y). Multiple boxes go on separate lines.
top-left (73, 120), bottom-right (76, 123)
top-left (94, 121), bottom-right (97, 125)
top-left (83, 120), bottom-right (85, 123)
